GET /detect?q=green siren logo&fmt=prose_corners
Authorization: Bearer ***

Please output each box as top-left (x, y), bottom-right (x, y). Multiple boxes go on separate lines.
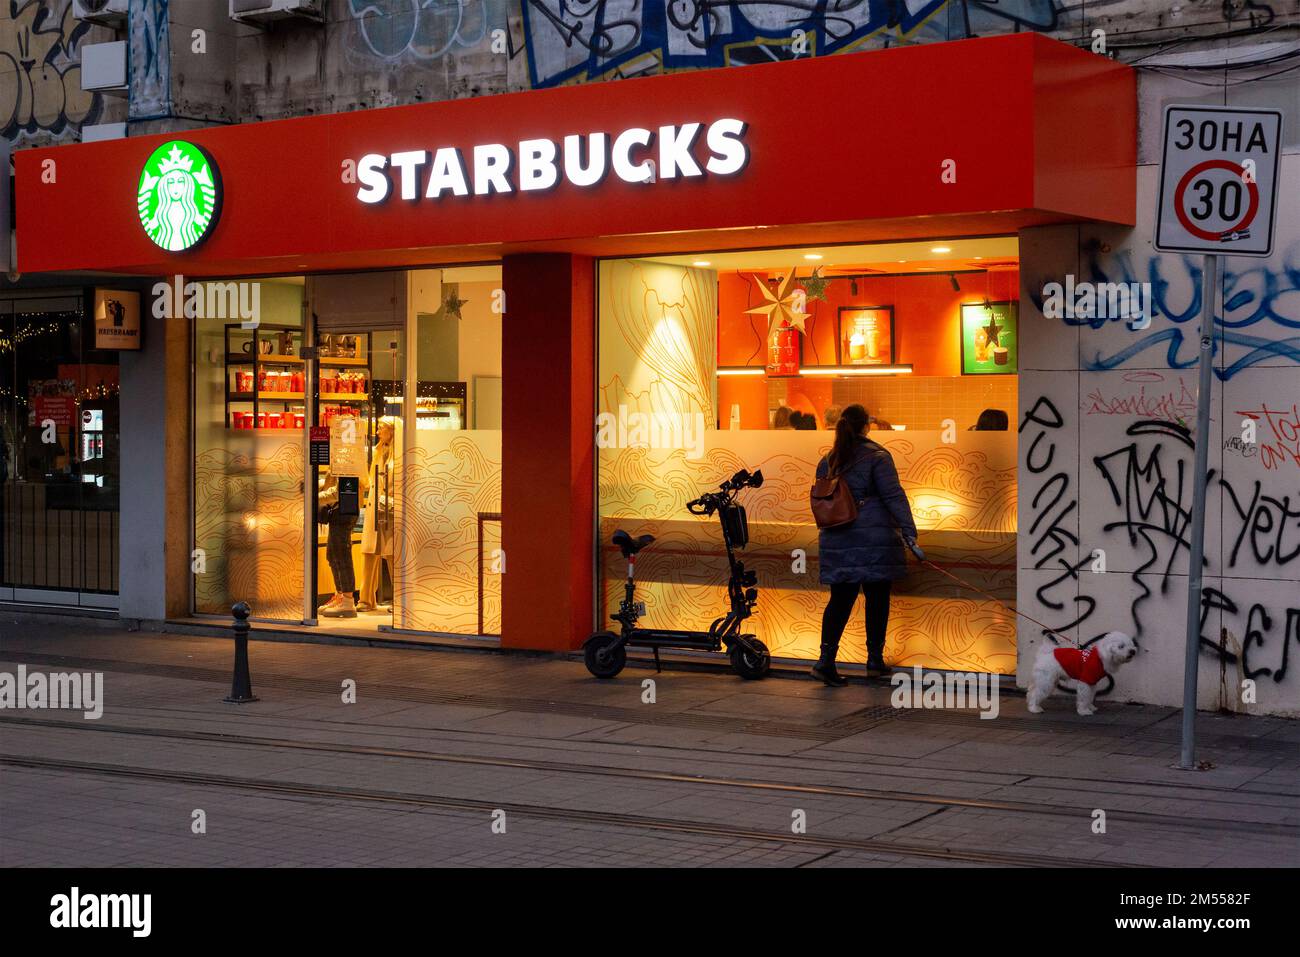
top-left (137, 141), bottom-right (221, 252)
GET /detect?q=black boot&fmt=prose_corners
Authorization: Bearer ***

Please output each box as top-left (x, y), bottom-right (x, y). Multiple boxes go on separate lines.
top-left (811, 644), bottom-right (849, 687)
top-left (865, 647), bottom-right (889, 677)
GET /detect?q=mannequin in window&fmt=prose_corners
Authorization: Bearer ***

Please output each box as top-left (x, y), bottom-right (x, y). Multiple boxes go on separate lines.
top-left (358, 420), bottom-right (396, 612)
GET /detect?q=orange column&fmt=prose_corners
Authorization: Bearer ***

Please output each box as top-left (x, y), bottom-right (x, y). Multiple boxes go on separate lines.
top-left (500, 254), bottom-right (595, 651)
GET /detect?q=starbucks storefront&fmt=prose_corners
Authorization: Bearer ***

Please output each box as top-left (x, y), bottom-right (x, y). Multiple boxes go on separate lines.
top-left (13, 34), bottom-right (1135, 659)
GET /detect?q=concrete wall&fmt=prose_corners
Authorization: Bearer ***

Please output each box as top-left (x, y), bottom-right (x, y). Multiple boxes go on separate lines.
top-left (1017, 152), bottom-right (1300, 718)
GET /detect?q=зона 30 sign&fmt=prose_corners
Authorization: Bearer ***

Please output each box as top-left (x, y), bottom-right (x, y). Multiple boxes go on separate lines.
top-left (355, 118), bottom-right (748, 204)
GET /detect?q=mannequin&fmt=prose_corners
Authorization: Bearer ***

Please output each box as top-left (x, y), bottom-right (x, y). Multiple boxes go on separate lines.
top-left (358, 420), bottom-right (397, 612)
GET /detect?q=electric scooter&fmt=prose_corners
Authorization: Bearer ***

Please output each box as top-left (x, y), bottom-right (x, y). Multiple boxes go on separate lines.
top-left (583, 468), bottom-right (772, 680)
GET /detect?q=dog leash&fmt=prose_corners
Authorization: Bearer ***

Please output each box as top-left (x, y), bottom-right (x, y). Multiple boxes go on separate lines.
top-left (901, 536), bottom-right (1080, 647)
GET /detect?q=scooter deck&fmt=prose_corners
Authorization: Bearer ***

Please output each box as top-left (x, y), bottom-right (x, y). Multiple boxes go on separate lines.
top-left (623, 628), bottom-right (755, 652)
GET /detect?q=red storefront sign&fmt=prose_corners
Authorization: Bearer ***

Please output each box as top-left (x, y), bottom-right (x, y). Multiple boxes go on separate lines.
top-left (15, 34), bottom-right (1134, 277)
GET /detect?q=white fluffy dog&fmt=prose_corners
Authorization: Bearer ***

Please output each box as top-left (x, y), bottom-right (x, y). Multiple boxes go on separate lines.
top-left (1026, 632), bottom-right (1138, 716)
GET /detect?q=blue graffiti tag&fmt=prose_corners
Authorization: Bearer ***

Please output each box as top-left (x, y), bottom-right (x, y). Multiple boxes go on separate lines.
top-left (519, 0), bottom-right (1060, 89)
top-left (1035, 244), bottom-right (1300, 382)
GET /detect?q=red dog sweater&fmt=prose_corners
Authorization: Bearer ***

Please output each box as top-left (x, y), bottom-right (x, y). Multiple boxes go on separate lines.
top-left (1053, 646), bottom-right (1106, 685)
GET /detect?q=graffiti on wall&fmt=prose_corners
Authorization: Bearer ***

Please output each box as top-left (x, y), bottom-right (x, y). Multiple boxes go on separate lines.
top-left (347, 0), bottom-right (496, 63)
top-left (128, 0), bottom-right (170, 120)
top-left (1021, 388), bottom-right (1300, 702)
top-left (519, 0), bottom-right (1063, 87)
top-left (1033, 243), bottom-right (1300, 382)
top-left (0, 0), bottom-right (102, 144)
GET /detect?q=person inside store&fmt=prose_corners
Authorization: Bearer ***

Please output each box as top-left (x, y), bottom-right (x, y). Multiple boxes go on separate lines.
top-left (811, 403), bottom-right (918, 687)
top-left (870, 415), bottom-right (893, 431)
top-left (319, 469), bottom-right (359, 618)
top-left (970, 408), bottom-right (1009, 431)
top-left (792, 411), bottom-right (818, 430)
top-left (823, 405), bottom-right (842, 430)
top-left (357, 420), bottom-right (396, 613)
top-left (773, 406), bottom-right (795, 429)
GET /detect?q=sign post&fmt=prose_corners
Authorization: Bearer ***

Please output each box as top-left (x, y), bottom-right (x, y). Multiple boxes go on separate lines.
top-left (1154, 105), bottom-right (1282, 770)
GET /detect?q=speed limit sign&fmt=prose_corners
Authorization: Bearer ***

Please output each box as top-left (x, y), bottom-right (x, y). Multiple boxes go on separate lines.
top-left (1155, 105), bottom-right (1282, 256)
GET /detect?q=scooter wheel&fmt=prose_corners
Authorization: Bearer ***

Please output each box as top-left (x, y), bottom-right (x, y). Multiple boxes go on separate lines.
top-left (584, 632), bottom-right (627, 679)
top-left (730, 638), bottom-right (771, 680)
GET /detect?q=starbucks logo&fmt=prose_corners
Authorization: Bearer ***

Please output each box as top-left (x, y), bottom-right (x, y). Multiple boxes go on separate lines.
top-left (137, 141), bottom-right (221, 252)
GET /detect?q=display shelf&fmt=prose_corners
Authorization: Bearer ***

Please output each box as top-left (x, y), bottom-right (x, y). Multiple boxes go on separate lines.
top-left (223, 322), bottom-right (305, 431)
top-left (318, 392), bottom-right (368, 401)
top-left (226, 353), bottom-right (303, 365)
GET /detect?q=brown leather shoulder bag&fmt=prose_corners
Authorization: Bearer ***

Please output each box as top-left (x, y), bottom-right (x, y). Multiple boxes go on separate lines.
top-left (810, 468), bottom-right (858, 529)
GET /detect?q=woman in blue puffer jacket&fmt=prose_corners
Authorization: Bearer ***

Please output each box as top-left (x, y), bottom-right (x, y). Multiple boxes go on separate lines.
top-left (811, 404), bottom-right (918, 687)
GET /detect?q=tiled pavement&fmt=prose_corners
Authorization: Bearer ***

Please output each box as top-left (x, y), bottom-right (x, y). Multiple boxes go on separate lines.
top-left (1, 616), bottom-right (1299, 868)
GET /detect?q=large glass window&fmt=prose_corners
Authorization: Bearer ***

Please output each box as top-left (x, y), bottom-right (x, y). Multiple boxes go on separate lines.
top-left (597, 241), bottom-right (1019, 671)
top-left (191, 267), bottom-right (503, 636)
top-left (1, 293), bottom-right (120, 603)
top-left (193, 278), bottom-right (307, 620)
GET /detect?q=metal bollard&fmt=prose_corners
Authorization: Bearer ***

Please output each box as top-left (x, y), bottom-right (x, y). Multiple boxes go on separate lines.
top-left (224, 601), bottom-right (259, 704)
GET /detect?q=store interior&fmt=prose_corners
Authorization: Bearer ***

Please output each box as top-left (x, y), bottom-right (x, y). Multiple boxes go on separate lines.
top-left (597, 237), bottom-right (1020, 671)
top-left (190, 237), bottom-right (1019, 668)
top-left (192, 266), bottom-right (503, 638)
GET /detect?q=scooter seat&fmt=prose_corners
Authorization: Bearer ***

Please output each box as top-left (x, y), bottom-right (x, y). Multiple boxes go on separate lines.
top-left (612, 529), bottom-right (655, 557)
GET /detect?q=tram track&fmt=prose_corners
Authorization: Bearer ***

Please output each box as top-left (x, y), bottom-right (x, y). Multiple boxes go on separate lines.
top-left (0, 752), bottom-right (1127, 869)
top-left (3, 713), bottom-right (1296, 839)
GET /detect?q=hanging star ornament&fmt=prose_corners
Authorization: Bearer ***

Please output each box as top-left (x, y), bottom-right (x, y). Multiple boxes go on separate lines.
top-left (444, 290), bottom-right (469, 320)
top-left (982, 311), bottom-right (1003, 348)
top-left (746, 270), bottom-right (811, 336)
top-left (801, 266), bottom-right (832, 302)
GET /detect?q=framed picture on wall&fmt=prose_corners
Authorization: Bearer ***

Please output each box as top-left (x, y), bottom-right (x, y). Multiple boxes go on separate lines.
top-left (960, 301), bottom-right (1018, 374)
top-left (836, 306), bottom-right (895, 366)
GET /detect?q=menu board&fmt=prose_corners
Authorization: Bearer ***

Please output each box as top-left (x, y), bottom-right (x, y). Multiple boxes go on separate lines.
top-left (961, 302), bottom-right (1018, 374)
top-left (837, 307), bottom-right (894, 366)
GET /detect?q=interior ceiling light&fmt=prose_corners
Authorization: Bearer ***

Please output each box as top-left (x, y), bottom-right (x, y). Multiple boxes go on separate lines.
top-left (931, 246), bottom-right (951, 254)
top-left (803, 253), bottom-right (823, 260)
top-left (692, 260), bottom-right (711, 267)
top-left (800, 364), bottom-right (913, 376)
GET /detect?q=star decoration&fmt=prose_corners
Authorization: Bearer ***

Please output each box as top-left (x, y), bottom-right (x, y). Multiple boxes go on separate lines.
top-left (800, 266), bottom-right (832, 302)
top-left (982, 312), bottom-right (1002, 348)
top-left (444, 290), bottom-right (469, 320)
top-left (746, 270), bottom-right (811, 336)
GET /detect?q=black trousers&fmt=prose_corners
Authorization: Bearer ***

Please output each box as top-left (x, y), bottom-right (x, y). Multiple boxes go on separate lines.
top-left (820, 580), bottom-right (892, 661)
top-left (326, 513), bottom-right (356, 593)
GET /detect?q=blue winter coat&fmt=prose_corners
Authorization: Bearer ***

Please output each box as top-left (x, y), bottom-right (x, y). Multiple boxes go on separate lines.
top-left (815, 436), bottom-right (918, 584)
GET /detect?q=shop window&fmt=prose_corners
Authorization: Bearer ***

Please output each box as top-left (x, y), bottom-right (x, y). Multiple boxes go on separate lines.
top-left (190, 267), bottom-right (503, 635)
top-left (192, 279), bottom-right (307, 620)
top-left (0, 294), bottom-right (120, 602)
top-left (597, 242), bottom-right (1019, 671)
top-left (393, 266), bottom-right (502, 636)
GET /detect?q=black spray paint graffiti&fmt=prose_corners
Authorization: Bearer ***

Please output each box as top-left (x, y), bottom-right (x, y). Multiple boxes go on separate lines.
top-left (1088, 417), bottom-right (1300, 684)
top-left (1092, 419), bottom-right (1199, 638)
top-left (1199, 588), bottom-right (1300, 683)
top-left (1020, 394), bottom-right (1114, 693)
top-left (1023, 397), bottom-right (1300, 691)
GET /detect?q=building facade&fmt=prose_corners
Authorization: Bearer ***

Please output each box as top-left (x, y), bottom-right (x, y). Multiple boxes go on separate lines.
top-left (5, 1), bottom-right (1300, 716)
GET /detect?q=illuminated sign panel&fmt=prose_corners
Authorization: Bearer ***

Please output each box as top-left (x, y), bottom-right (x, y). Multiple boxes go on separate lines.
top-left (137, 141), bottom-right (222, 252)
top-left (354, 118), bottom-right (749, 204)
